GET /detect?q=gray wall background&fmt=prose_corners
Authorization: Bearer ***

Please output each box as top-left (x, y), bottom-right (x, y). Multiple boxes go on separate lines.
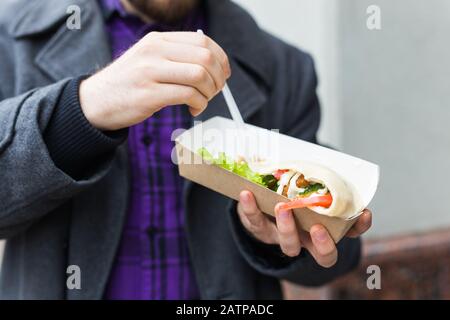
top-left (236, 0), bottom-right (450, 237)
top-left (340, 0), bottom-right (450, 236)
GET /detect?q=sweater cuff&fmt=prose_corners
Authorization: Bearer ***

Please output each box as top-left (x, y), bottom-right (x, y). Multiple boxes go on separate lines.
top-left (44, 76), bottom-right (128, 178)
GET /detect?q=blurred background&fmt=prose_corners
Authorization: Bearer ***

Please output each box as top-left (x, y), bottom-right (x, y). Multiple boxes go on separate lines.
top-left (235, 0), bottom-right (450, 299)
top-left (1, 0), bottom-right (449, 299)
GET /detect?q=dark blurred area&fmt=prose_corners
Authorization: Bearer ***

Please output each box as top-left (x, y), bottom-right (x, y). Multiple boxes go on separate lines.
top-left (284, 228), bottom-right (450, 299)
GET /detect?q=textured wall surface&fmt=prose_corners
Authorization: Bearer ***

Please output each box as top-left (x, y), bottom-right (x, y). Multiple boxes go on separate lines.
top-left (235, 0), bottom-right (450, 237)
top-left (338, 0), bottom-right (450, 236)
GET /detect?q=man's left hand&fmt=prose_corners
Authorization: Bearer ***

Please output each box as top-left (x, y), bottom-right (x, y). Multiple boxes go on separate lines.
top-left (237, 190), bottom-right (372, 268)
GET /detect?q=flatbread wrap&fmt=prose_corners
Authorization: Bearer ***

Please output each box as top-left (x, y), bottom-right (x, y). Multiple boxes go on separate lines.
top-left (248, 161), bottom-right (364, 219)
top-left (198, 148), bottom-right (364, 219)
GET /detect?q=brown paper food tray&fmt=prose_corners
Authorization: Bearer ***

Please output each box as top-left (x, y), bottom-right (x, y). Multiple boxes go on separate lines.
top-left (176, 143), bottom-right (357, 243)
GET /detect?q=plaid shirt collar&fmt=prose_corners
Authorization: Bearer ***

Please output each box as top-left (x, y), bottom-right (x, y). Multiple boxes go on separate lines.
top-left (99, 0), bottom-right (205, 32)
top-left (100, 0), bottom-right (130, 20)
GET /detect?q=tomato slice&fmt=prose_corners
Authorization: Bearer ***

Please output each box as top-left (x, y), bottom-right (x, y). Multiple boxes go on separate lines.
top-left (274, 169), bottom-right (289, 180)
top-left (279, 194), bottom-right (333, 210)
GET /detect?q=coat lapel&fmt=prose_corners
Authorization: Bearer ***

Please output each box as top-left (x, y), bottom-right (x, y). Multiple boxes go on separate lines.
top-left (31, 1), bottom-right (111, 80)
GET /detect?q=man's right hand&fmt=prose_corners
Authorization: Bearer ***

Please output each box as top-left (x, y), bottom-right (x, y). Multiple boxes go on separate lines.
top-left (79, 31), bottom-right (231, 131)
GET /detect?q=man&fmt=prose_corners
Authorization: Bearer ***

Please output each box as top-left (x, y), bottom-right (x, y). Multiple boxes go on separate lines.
top-left (0, 0), bottom-right (372, 299)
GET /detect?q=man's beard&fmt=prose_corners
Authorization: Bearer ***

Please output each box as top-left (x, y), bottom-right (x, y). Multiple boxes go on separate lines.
top-left (127, 0), bottom-right (200, 24)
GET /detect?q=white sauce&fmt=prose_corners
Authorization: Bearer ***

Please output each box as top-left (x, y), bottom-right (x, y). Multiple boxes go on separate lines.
top-left (287, 173), bottom-right (305, 199)
top-left (276, 170), bottom-right (329, 199)
top-left (276, 171), bottom-right (294, 195)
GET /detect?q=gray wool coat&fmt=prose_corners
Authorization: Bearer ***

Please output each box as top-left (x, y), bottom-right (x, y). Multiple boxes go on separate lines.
top-left (0, 0), bottom-right (361, 299)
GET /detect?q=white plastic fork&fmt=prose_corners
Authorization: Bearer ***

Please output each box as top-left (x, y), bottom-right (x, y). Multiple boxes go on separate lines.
top-left (197, 29), bottom-right (245, 130)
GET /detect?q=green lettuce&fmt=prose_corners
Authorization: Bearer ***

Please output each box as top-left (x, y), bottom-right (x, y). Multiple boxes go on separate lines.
top-left (197, 148), bottom-right (278, 191)
top-left (298, 183), bottom-right (325, 197)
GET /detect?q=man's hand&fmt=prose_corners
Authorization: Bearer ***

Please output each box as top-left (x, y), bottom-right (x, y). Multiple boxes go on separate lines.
top-left (237, 190), bottom-right (372, 268)
top-left (79, 32), bottom-right (231, 131)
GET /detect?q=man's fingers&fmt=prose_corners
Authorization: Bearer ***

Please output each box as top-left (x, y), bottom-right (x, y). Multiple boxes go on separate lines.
top-left (153, 83), bottom-right (208, 116)
top-left (160, 32), bottom-right (231, 77)
top-left (274, 204), bottom-right (301, 257)
top-left (307, 224), bottom-right (338, 267)
top-left (239, 191), bottom-right (265, 227)
top-left (158, 40), bottom-right (227, 92)
top-left (238, 191), bottom-right (278, 244)
top-left (155, 60), bottom-right (217, 100)
top-left (346, 209), bottom-right (372, 238)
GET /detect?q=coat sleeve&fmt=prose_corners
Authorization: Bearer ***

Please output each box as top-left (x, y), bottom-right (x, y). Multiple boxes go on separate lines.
top-left (228, 43), bottom-right (361, 286)
top-left (0, 79), bottom-right (124, 239)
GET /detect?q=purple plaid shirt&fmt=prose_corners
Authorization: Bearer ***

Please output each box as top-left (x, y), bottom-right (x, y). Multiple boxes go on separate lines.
top-left (101, 0), bottom-right (204, 300)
